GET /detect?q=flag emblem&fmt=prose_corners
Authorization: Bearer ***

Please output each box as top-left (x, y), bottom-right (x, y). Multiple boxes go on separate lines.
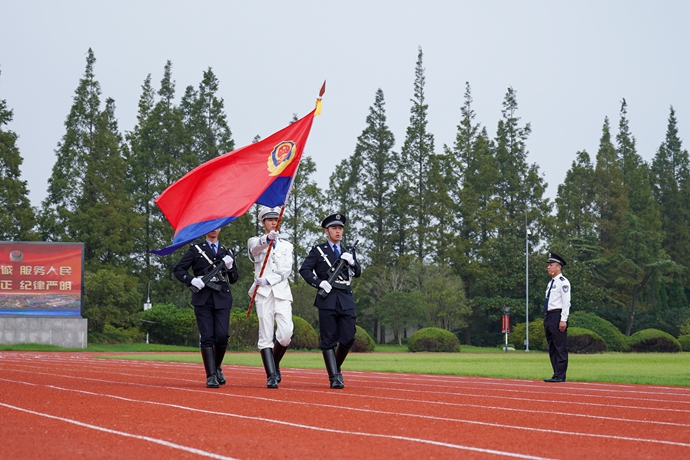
top-left (267, 141), bottom-right (296, 176)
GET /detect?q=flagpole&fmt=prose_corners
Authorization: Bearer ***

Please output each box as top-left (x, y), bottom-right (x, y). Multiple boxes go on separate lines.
top-left (246, 81), bottom-right (325, 318)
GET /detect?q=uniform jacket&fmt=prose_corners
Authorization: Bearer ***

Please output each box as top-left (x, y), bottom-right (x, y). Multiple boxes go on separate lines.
top-left (545, 274), bottom-right (571, 322)
top-left (173, 241), bottom-right (239, 308)
top-left (299, 241), bottom-right (361, 311)
top-left (247, 234), bottom-right (293, 301)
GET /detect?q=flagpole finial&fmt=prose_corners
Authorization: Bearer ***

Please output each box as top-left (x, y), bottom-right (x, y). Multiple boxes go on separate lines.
top-left (315, 80), bottom-right (326, 116)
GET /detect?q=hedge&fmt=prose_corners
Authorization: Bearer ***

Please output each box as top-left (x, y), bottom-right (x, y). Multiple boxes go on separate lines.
top-left (140, 303), bottom-right (198, 346)
top-left (628, 328), bottom-right (682, 353)
top-left (291, 316), bottom-right (319, 350)
top-left (351, 325), bottom-right (376, 352)
top-left (508, 319), bottom-right (547, 351)
top-left (228, 309), bottom-right (259, 350)
top-left (567, 327), bottom-right (607, 353)
top-left (678, 334), bottom-right (690, 352)
top-left (229, 312), bottom-right (319, 351)
top-left (407, 327), bottom-right (460, 352)
top-left (569, 311), bottom-right (628, 352)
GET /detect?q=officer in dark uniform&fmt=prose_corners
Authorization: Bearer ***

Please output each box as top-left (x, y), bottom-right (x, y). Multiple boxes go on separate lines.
top-left (174, 228), bottom-right (238, 388)
top-left (543, 252), bottom-right (571, 383)
top-left (299, 213), bottom-right (361, 389)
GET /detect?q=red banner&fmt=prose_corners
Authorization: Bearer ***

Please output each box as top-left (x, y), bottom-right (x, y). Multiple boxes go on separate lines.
top-left (0, 242), bottom-right (83, 316)
top-left (502, 314), bottom-right (511, 333)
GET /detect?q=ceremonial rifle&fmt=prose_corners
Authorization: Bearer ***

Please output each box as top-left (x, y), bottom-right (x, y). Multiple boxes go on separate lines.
top-left (318, 240), bottom-right (359, 298)
top-left (189, 247), bottom-right (244, 293)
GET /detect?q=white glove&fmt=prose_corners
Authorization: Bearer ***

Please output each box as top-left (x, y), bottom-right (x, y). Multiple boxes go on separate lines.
top-left (267, 230), bottom-right (279, 241)
top-left (255, 278), bottom-right (270, 286)
top-left (222, 255), bottom-right (234, 269)
top-left (340, 252), bottom-right (355, 266)
top-left (191, 278), bottom-right (205, 290)
top-left (319, 280), bottom-right (332, 293)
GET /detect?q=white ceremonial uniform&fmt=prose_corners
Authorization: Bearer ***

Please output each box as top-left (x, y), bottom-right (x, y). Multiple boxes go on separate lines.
top-left (248, 234), bottom-right (294, 349)
top-left (545, 274), bottom-right (571, 322)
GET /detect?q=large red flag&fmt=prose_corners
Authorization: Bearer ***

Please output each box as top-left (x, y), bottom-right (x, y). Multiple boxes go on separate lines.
top-left (151, 109), bottom-right (316, 255)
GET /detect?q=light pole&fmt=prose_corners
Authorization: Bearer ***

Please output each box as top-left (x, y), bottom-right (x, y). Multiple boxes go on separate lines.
top-left (143, 281), bottom-right (152, 345)
top-left (502, 305), bottom-right (511, 352)
top-left (525, 227), bottom-right (530, 352)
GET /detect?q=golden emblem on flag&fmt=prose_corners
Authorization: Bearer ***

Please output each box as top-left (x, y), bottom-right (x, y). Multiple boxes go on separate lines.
top-left (267, 141), bottom-right (296, 176)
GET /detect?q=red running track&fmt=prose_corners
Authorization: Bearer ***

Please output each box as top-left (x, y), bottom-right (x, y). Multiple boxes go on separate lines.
top-left (1, 351), bottom-right (689, 459)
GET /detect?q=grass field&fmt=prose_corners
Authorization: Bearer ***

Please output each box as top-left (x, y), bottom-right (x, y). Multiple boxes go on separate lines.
top-left (5, 342), bottom-right (687, 387)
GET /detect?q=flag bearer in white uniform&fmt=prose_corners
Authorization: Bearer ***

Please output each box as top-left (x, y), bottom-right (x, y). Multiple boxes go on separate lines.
top-left (248, 206), bottom-right (294, 388)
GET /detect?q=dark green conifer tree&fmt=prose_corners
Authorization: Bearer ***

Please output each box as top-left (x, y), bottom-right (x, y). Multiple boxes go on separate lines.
top-left (354, 89), bottom-right (396, 267)
top-left (283, 155), bottom-right (324, 280)
top-left (0, 72), bottom-right (37, 240)
top-left (555, 150), bottom-right (596, 239)
top-left (651, 107), bottom-right (690, 286)
top-left (180, 67), bottom-right (234, 163)
top-left (396, 47), bottom-right (436, 262)
top-left (593, 117), bottom-right (630, 251)
top-left (616, 99), bottom-right (659, 230)
top-left (39, 49), bottom-right (102, 241)
top-left (73, 98), bottom-right (141, 271)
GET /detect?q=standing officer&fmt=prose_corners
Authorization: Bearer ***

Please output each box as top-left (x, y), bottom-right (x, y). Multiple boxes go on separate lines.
top-left (299, 213), bottom-right (361, 389)
top-left (543, 252), bottom-right (571, 383)
top-left (174, 228), bottom-right (238, 388)
top-left (248, 206), bottom-right (294, 389)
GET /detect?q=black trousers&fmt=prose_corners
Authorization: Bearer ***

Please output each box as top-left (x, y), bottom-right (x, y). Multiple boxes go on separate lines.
top-left (544, 311), bottom-right (568, 380)
top-left (318, 301), bottom-right (356, 350)
top-left (194, 295), bottom-right (230, 348)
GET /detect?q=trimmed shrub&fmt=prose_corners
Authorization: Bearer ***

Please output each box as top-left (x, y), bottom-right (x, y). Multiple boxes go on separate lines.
top-left (408, 327), bottom-right (460, 352)
top-left (567, 327), bottom-right (607, 353)
top-left (676, 334), bottom-right (690, 352)
top-left (228, 309), bottom-right (259, 351)
top-left (89, 325), bottom-right (144, 345)
top-left (141, 303), bottom-right (198, 346)
top-left (508, 319), bottom-right (547, 351)
top-left (229, 313), bottom-right (319, 351)
top-left (291, 315), bottom-right (319, 350)
top-left (351, 326), bottom-right (376, 352)
top-left (628, 328), bottom-right (682, 353)
top-left (569, 311), bottom-right (628, 352)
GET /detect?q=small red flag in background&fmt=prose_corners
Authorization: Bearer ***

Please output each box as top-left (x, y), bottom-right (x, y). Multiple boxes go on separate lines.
top-left (151, 109), bottom-right (317, 255)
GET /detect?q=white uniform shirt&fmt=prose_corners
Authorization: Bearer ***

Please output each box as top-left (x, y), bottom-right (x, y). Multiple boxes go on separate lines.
top-left (247, 234), bottom-right (293, 301)
top-left (546, 274), bottom-right (571, 322)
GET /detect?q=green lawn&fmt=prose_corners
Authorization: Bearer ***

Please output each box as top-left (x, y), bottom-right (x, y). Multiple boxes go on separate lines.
top-left (4, 343), bottom-right (689, 387)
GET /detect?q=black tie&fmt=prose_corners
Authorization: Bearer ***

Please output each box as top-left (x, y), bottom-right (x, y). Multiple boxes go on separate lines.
top-left (333, 244), bottom-right (340, 258)
top-left (543, 279), bottom-right (555, 314)
top-left (211, 243), bottom-right (217, 255)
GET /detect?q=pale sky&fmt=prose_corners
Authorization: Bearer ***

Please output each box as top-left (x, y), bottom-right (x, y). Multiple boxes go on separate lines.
top-left (2, 1), bottom-right (689, 208)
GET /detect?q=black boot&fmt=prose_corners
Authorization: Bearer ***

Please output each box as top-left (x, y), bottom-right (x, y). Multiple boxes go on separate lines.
top-left (260, 348), bottom-right (279, 389)
top-left (273, 342), bottom-right (289, 383)
top-left (214, 344), bottom-right (227, 385)
top-left (335, 344), bottom-right (350, 373)
top-left (200, 347), bottom-right (219, 388)
top-left (322, 348), bottom-right (344, 389)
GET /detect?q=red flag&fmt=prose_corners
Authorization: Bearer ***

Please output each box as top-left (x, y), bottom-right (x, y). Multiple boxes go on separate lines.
top-left (151, 109), bottom-right (316, 255)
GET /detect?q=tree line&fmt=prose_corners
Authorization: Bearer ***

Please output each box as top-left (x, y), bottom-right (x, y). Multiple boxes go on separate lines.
top-left (1, 47), bottom-right (689, 346)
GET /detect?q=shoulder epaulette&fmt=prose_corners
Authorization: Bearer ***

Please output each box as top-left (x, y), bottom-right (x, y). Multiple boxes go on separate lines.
top-left (559, 276), bottom-right (566, 281)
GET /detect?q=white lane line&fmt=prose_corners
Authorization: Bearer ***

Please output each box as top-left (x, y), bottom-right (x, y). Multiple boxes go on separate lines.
top-left (0, 390), bottom-right (551, 460)
top-left (43, 384), bottom-right (690, 449)
top-left (15, 354), bottom-right (690, 403)
top-left (5, 357), bottom-right (690, 409)
top-left (5, 363), bottom-right (689, 419)
top-left (7, 353), bottom-right (690, 401)
top-left (321, 382), bottom-right (690, 414)
top-left (0, 402), bottom-right (239, 460)
top-left (275, 387), bottom-right (690, 428)
top-left (4, 377), bottom-right (690, 451)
